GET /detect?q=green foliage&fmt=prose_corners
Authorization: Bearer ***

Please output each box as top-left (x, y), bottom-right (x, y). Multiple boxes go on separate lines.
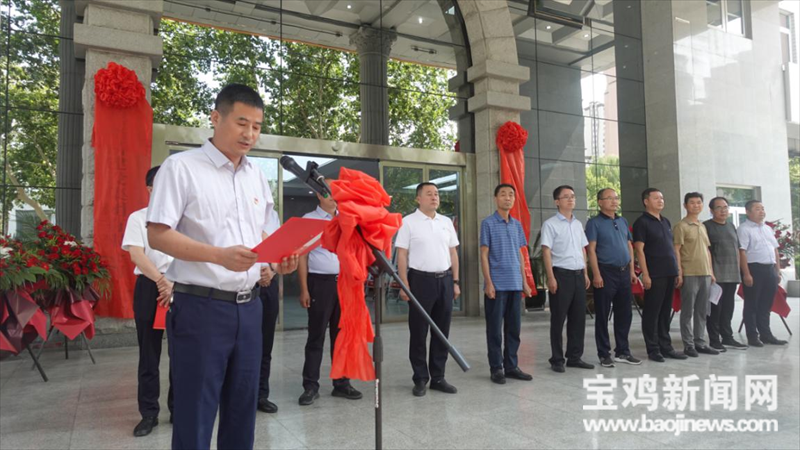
top-left (153, 19), bottom-right (456, 150)
top-left (1, 0), bottom-right (61, 232)
top-left (586, 156), bottom-right (621, 211)
top-left (789, 156), bottom-right (799, 277)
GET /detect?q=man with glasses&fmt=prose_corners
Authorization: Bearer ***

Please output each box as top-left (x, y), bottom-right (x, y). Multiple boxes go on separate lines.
top-left (633, 188), bottom-right (687, 362)
top-left (738, 200), bottom-right (788, 347)
top-left (585, 188), bottom-right (641, 368)
top-left (673, 192), bottom-right (719, 358)
top-left (704, 197), bottom-right (748, 350)
top-left (542, 185), bottom-right (593, 373)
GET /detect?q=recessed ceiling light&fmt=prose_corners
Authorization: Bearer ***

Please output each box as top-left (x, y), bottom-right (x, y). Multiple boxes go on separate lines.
top-left (546, 25), bottom-right (552, 30)
top-left (418, 17), bottom-right (423, 24)
top-left (584, 33), bottom-right (590, 38)
top-left (347, 4), bottom-right (352, 9)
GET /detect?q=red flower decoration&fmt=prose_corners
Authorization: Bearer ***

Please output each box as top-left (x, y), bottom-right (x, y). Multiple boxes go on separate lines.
top-left (496, 121), bottom-right (528, 154)
top-left (94, 62), bottom-right (145, 109)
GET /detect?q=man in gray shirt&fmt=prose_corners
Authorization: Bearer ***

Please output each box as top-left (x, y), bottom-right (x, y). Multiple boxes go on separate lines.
top-left (703, 197), bottom-right (747, 350)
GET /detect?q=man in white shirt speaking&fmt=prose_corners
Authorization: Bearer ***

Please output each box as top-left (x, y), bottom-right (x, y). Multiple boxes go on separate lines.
top-left (395, 182), bottom-right (460, 397)
top-left (147, 84), bottom-right (298, 450)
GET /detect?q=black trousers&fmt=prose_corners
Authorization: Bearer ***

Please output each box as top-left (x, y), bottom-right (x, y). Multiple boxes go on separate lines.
top-left (707, 282), bottom-right (737, 345)
top-left (133, 275), bottom-right (173, 419)
top-left (742, 263), bottom-right (779, 340)
top-left (408, 270), bottom-right (454, 383)
top-left (302, 274), bottom-right (348, 391)
top-left (593, 266), bottom-right (633, 359)
top-left (548, 268), bottom-right (587, 365)
top-left (642, 276), bottom-right (676, 357)
top-left (258, 280), bottom-right (279, 400)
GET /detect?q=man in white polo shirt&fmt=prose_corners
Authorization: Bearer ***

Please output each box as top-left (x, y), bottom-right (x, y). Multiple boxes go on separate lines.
top-left (297, 191), bottom-right (362, 406)
top-left (147, 84), bottom-right (297, 450)
top-left (737, 200), bottom-right (787, 347)
top-left (395, 182), bottom-right (460, 397)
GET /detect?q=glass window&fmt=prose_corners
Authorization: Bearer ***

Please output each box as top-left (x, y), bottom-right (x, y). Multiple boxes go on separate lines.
top-left (708, 0), bottom-right (748, 36)
top-left (726, 0), bottom-right (745, 35)
top-left (716, 186), bottom-right (760, 208)
top-left (707, 0), bottom-right (724, 28)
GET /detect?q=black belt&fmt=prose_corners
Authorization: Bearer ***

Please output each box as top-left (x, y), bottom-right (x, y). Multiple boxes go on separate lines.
top-left (553, 267), bottom-right (584, 275)
top-left (173, 282), bottom-right (258, 304)
top-left (308, 273), bottom-right (338, 280)
top-left (599, 263), bottom-right (630, 272)
top-left (409, 268), bottom-right (452, 279)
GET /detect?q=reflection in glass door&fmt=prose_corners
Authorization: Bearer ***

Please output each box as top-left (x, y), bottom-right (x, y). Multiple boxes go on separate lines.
top-left (381, 163), bottom-right (463, 322)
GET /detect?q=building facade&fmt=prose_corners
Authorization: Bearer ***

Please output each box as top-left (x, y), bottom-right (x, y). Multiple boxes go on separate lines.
top-left (1, 0), bottom-right (796, 333)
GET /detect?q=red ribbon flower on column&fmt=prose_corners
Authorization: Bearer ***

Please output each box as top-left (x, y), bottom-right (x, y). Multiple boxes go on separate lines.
top-left (92, 62), bottom-right (153, 319)
top-left (496, 121), bottom-right (536, 292)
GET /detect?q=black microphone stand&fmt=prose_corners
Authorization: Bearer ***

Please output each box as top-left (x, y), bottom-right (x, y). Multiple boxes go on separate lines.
top-left (295, 161), bottom-right (470, 450)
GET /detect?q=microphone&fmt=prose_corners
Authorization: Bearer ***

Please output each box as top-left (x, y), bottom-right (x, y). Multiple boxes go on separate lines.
top-left (280, 155), bottom-right (331, 198)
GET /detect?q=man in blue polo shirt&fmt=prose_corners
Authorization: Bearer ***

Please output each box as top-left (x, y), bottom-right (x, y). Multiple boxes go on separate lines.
top-left (586, 188), bottom-right (642, 368)
top-left (480, 184), bottom-right (533, 384)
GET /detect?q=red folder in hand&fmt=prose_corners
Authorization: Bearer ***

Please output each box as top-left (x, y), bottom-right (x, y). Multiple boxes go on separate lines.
top-left (153, 304), bottom-right (168, 330)
top-left (252, 217), bottom-right (328, 263)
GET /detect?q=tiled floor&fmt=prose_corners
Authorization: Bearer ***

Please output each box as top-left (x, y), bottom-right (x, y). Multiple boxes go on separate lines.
top-left (2, 298), bottom-right (799, 449)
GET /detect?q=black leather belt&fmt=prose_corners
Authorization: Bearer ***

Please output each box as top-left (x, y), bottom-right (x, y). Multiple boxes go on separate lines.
top-left (599, 263), bottom-right (630, 272)
top-left (173, 282), bottom-right (258, 304)
top-left (308, 273), bottom-right (338, 280)
top-left (409, 268), bottom-right (453, 279)
top-left (553, 267), bottom-right (585, 275)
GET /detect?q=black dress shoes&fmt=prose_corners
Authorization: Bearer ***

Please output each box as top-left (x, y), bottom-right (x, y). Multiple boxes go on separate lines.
top-left (133, 416), bottom-right (158, 437)
top-left (696, 346), bottom-right (720, 355)
top-left (566, 359), bottom-right (595, 369)
top-left (491, 370), bottom-right (506, 384)
top-left (748, 338), bottom-right (764, 347)
top-left (332, 385), bottom-right (363, 400)
top-left (412, 380), bottom-right (427, 397)
top-left (505, 367), bottom-right (533, 381)
top-left (649, 353), bottom-right (665, 363)
top-left (551, 364), bottom-right (565, 373)
top-left (664, 350), bottom-right (688, 360)
top-left (684, 347), bottom-right (699, 357)
top-left (429, 379), bottom-right (457, 394)
top-left (257, 398), bottom-right (278, 413)
top-left (721, 338), bottom-right (747, 349)
top-left (762, 336), bottom-right (788, 345)
top-left (298, 389), bottom-right (320, 406)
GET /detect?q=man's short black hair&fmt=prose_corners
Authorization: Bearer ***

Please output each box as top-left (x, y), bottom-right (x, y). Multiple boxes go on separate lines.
top-left (145, 166), bottom-right (160, 187)
top-left (214, 83), bottom-right (264, 115)
top-left (553, 185), bottom-right (574, 200)
top-left (745, 199), bottom-right (762, 211)
top-left (641, 187), bottom-right (661, 206)
top-left (709, 196), bottom-right (729, 210)
top-left (596, 188), bottom-right (616, 201)
top-left (684, 192), bottom-right (703, 204)
top-left (416, 182), bottom-right (437, 197)
top-left (494, 183), bottom-right (516, 196)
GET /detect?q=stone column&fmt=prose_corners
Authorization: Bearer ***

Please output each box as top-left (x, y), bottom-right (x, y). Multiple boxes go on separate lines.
top-left (456, 1), bottom-right (531, 316)
top-left (350, 27), bottom-right (396, 146)
top-left (73, 0), bottom-right (163, 244)
top-left (56, 0), bottom-right (84, 238)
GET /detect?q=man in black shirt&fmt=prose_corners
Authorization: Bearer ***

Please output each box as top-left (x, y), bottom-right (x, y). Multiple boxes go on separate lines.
top-left (632, 188), bottom-right (688, 362)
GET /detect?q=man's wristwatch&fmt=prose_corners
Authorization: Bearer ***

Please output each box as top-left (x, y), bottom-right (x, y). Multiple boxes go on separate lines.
top-left (453, 280), bottom-right (460, 286)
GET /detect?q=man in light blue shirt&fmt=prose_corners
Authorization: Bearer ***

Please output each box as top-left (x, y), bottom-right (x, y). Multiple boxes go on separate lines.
top-left (480, 184), bottom-right (533, 385)
top-left (541, 185), bottom-right (592, 373)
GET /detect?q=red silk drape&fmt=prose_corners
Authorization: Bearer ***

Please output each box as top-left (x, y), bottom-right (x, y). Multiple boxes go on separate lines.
top-left (91, 62), bottom-right (152, 318)
top-left (496, 122), bottom-right (536, 292)
top-left (322, 168), bottom-right (402, 381)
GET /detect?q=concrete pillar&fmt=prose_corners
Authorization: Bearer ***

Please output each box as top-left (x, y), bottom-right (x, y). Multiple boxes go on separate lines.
top-left (73, 0), bottom-right (163, 244)
top-left (56, 0), bottom-right (85, 238)
top-left (456, 1), bottom-right (531, 316)
top-left (349, 26), bottom-right (396, 146)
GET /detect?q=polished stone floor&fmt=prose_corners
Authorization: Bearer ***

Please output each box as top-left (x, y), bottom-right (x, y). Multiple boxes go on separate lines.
top-left (1, 297), bottom-right (798, 449)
